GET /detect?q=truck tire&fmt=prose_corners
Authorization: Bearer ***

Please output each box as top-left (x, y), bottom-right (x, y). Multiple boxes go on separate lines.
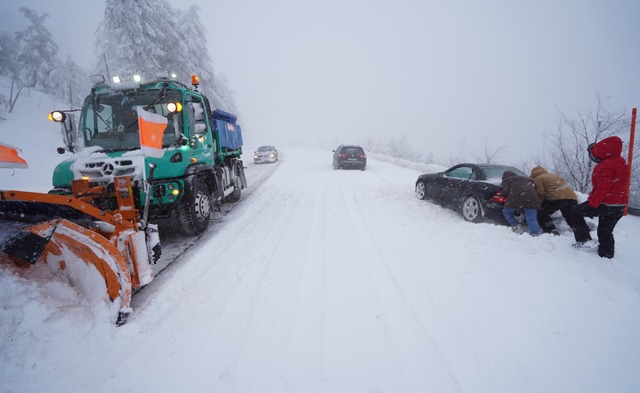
top-left (225, 176), bottom-right (242, 203)
top-left (176, 178), bottom-right (211, 235)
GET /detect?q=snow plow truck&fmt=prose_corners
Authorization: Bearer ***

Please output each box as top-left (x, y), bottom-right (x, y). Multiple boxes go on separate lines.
top-left (0, 71), bottom-right (246, 325)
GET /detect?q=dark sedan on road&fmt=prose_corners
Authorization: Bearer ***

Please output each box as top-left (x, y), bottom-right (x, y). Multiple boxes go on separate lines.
top-left (415, 163), bottom-right (527, 223)
top-left (332, 145), bottom-right (367, 170)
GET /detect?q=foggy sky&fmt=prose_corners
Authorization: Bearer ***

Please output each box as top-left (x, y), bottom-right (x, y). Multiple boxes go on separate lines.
top-left (2, 0), bottom-right (639, 164)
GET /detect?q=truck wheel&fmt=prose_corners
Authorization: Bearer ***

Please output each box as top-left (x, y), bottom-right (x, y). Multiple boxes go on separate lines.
top-left (176, 178), bottom-right (211, 235)
top-left (226, 176), bottom-right (242, 203)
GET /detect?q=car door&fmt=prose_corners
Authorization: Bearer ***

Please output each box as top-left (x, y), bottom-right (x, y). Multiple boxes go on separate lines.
top-left (332, 147), bottom-right (341, 167)
top-left (434, 165), bottom-right (476, 207)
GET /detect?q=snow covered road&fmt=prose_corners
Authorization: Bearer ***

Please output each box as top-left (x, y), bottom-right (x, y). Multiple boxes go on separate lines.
top-left (2, 146), bottom-right (640, 393)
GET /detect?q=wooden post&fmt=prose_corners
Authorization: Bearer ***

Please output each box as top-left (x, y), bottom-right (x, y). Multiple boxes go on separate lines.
top-left (625, 108), bottom-right (636, 215)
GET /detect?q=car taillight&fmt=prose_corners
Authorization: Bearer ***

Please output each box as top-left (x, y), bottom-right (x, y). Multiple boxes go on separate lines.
top-left (359, 154), bottom-right (366, 158)
top-left (339, 154), bottom-right (346, 158)
top-left (491, 190), bottom-right (506, 203)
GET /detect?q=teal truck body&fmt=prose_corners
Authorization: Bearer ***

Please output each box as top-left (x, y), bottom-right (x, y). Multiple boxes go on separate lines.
top-left (50, 72), bottom-right (246, 235)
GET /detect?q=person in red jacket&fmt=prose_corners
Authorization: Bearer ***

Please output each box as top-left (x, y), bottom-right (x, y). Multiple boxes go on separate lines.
top-left (573, 136), bottom-right (629, 258)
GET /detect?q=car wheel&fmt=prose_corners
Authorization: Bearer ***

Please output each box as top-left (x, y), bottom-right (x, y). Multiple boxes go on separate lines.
top-left (461, 195), bottom-right (483, 223)
top-left (415, 180), bottom-right (427, 200)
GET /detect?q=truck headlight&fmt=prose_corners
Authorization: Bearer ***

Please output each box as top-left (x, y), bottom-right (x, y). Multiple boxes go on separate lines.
top-left (48, 111), bottom-right (66, 122)
top-left (167, 102), bottom-right (183, 113)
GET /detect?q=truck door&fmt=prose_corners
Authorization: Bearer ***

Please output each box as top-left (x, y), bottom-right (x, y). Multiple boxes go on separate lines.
top-left (185, 95), bottom-right (214, 163)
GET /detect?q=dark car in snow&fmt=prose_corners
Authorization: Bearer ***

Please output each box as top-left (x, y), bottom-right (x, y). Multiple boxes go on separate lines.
top-left (253, 145), bottom-right (278, 164)
top-left (332, 145), bottom-right (367, 170)
top-left (415, 163), bottom-right (527, 223)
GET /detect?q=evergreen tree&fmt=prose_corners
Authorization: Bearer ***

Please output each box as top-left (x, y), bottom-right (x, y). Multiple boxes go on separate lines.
top-left (95, 0), bottom-right (176, 79)
top-left (95, 0), bottom-right (236, 112)
top-left (49, 57), bottom-right (90, 108)
top-left (15, 7), bottom-right (59, 92)
top-left (2, 8), bottom-right (60, 114)
top-left (0, 31), bottom-right (18, 77)
top-left (176, 5), bottom-right (236, 112)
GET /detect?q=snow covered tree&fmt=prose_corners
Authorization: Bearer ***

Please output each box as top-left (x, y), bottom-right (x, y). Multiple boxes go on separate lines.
top-left (15, 8), bottom-right (59, 92)
top-left (95, 0), bottom-right (177, 79)
top-left (95, 0), bottom-right (236, 112)
top-left (175, 5), bottom-right (236, 112)
top-left (1, 8), bottom-right (60, 114)
top-left (0, 32), bottom-right (18, 77)
top-left (48, 57), bottom-right (90, 108)
top-left (0, 8), bottom-right (89, 119)
top-left (0, 31), bottom-right (18, 121)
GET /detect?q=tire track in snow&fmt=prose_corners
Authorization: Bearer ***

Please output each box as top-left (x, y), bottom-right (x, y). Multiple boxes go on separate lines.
top-left (281, 172), bottom-right (330, 386)
top-left (129, 162), bottom-right (281, 321)
top-left (339, 178), bottom-right (465, 392)
top-left (344, 163), bottom-right (539, 391)
top-left (358, 185), bottom-right (541, 392)
top-left (198, 163), bottom-right (336, 388)
top-left (354, 168), bottom-right (571, 391)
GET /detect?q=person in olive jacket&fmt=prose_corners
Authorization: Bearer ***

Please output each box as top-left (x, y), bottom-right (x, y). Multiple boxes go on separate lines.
top-left (573, 136), bottom-right (629, 258)
top-left (501, 171), bottom-right (541, 235)
top-left (530, 166), bottom-right (592, 243)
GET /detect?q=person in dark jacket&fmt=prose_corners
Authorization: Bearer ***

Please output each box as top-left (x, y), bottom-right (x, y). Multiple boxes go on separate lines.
top-left (530, 166), bottom-right (592, 243)
top-left (501, 171), bottom-right (541, 235)
top-left (572, 136), bottom-right (629, 258)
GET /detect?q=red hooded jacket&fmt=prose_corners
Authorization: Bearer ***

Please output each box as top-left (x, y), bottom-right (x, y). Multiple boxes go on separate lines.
top-left (588, 136), bottom-right (629, 208)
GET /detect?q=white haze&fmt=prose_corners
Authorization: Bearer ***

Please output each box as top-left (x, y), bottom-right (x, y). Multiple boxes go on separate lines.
top-left (1, 0), bottom-right (640, 164)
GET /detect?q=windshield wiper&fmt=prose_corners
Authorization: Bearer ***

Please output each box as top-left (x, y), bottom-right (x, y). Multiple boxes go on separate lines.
top-left (145, 83), bottom-right (168, 110)
top-left (127, 83), bottom-right (169, 129)
top-left (90, 88), bottom-right (113, 133)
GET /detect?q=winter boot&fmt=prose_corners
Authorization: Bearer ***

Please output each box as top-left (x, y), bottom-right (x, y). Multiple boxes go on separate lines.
top-left (572, 239), bottom-right (598, 249)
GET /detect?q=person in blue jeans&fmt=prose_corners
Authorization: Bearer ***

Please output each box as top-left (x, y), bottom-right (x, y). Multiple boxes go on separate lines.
top-left (501, 171), bottom-right (542, 236)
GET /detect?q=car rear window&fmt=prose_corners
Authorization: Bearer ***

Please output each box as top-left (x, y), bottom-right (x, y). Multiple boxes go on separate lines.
top-left (482, 166), bottom-right (526, 180)
top-left (343, 147), bottom-right (364, 155)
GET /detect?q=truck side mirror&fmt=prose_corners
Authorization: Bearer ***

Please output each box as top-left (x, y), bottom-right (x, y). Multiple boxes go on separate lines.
top-left (193, 102), bottom-right (205, 122)
top-left (50, 111), bottom-right (77, 153)
top-left (194, 123), bottom-right (207, 134)
top-left (191, 102), bottom-right (208, 135)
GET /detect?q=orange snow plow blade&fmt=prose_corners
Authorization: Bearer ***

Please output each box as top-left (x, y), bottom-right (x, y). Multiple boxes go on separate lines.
top-left (0, 177), bottom-right (159, 325)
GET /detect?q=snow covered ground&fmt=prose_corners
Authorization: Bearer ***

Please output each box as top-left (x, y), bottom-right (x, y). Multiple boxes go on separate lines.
top-left (1, 86), bottom-right (640, 392)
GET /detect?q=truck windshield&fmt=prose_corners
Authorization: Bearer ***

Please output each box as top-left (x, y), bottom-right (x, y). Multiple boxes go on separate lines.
top-left (80, 89), bottom-right (182, 151)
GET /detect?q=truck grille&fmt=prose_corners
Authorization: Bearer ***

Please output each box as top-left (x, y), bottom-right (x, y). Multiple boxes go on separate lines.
top-left (78, 160), bottom-right (137, 182)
